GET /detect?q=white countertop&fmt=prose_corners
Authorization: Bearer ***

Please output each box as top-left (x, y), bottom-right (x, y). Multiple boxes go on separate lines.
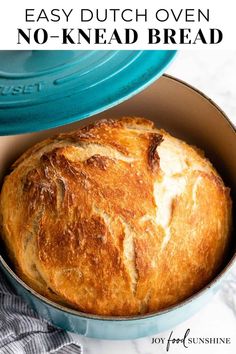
top-left (72, 50), bottom-right (236, 354)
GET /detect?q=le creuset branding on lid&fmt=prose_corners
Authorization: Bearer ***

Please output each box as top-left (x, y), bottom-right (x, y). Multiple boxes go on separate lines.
top-left (0, 50), bottom-right (176, 135)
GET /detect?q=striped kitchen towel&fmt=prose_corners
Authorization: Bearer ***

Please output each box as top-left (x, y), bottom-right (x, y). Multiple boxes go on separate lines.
top-left (0, 271), bottom-right (82, 354)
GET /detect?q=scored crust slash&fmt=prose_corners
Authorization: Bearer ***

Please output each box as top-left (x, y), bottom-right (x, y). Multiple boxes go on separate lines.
top-left (0, 117), bottom-right (232, 316)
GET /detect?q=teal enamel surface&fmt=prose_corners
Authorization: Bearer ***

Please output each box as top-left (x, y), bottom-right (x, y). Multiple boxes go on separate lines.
top-left (0, 74), bottom-right (235, 340)
top-left (0, 258), bottom-right (222, 340)
top-left (0, 50), bottom-right (177, 135)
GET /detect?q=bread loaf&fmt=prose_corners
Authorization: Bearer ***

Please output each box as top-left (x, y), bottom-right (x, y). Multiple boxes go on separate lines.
top-left (0, 117), bottom-right (232, 315)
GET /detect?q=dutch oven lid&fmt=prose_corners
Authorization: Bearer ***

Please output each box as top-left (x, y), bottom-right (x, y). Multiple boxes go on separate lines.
top-left (0, 50), bottom-right (176, 135)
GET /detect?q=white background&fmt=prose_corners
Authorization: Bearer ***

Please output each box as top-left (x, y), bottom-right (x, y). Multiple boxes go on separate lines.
top-left (71, 50), bottom-right (236, 354)
top-left (0, 0), bottom-right (235, 49)
top-left (0, 1), bottom-right (235, 351)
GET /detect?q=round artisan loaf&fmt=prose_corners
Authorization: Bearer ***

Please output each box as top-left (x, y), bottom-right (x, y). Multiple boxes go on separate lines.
top-left (0, 117), bottom-right (232, 315)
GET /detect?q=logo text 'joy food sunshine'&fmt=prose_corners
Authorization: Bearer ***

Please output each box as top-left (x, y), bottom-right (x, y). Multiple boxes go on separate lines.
top-left (152, 329), bottom-right (231, 352)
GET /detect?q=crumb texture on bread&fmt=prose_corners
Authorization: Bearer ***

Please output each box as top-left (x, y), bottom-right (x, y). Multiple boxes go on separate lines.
top-left (0, 117), bottom-right (232, 315)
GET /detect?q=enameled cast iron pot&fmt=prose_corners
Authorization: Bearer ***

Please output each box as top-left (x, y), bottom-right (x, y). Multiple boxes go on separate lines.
top-left (0, 75), bottom-right (235, 340)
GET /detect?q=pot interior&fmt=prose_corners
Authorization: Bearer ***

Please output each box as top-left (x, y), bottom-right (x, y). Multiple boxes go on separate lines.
top-left (0, 74), bottom-right (235, 293)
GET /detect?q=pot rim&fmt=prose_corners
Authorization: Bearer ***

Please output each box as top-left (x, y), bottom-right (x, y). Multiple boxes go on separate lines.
top-left (0, 74), bottom-right (235, 322)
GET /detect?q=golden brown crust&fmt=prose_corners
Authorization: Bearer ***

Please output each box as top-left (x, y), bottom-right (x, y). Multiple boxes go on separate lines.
top-left (0, 117), bottom-right (232, 315)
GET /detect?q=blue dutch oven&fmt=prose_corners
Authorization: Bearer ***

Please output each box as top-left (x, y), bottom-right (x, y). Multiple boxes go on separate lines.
top-left (0, 51), bottom-right (235, 339)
